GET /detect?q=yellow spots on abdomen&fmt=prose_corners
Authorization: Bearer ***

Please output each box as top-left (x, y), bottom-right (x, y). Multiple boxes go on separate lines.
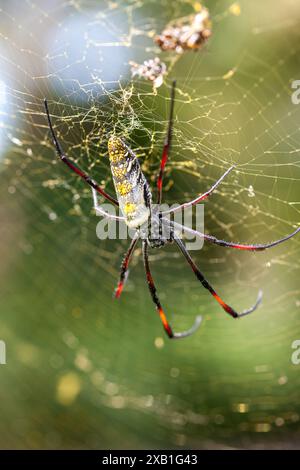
top-left (108, 136), bottom-right (126, 163)
top-left (124, 202), bottom-right (136, 215)
top-left (111, 165), bottom-right (127, 180)
top-left (116, 181), bottom-right (133, 196)
top-left (109, 151), bottom-right (126, 164)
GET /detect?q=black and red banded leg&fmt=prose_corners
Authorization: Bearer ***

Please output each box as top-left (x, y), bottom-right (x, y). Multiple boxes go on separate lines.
top-left (143, 241), bottom-right (174, 337)
top-left (114, 234), bottom-right (140, 299)
top-left (174, 236), bottom-right (262, 318)
top-left (44, 99), bottom-right (119, 206)
top-left (202, 227), bottom-right (300, 251)
top-left (167, 220), bottom-right (300, 253)
top-left (142, 241), bottom-right (202, 339)
top-left (161, 165), bottom-right (236, 216)
top-left (156, 80), bottom-right (176, 205)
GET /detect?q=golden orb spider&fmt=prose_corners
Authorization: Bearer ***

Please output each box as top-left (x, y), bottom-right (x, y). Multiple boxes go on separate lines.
top-left (44, 81), bottom-right (300, 339)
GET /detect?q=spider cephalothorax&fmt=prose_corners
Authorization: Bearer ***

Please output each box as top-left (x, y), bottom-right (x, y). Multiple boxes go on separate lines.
top-left (140, 212), bottom-right (174, 249)
top-left (44, 81), bottom-right (300, 339)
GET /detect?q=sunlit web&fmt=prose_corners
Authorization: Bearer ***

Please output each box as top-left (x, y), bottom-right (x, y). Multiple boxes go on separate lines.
top-left (1, 0), bottom-right (300, 448)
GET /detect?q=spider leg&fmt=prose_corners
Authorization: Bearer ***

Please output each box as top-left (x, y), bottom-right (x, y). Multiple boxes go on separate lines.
top-left (161, 165), bottom-right (235, 216)
top-left (174, 236), bottom-right (263, 319)
top-left (167, 219), bottom-right (300, 252)
top-left (44, 99), bottom-right (119, 207)
top-left (156, 80), bottom-right (176, 205)
top-left (114, 233), bottom-right (140, 298)
top-left (92, 188), bottom-right (124, 221)
top-left (142, 240), bottom-right (202, 339)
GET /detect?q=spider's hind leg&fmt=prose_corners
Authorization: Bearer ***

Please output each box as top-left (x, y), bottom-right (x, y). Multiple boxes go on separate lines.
top-left (114, 232), bottom-right (140, 298)
top-left (174, 235), bottom-right (263, 319)
top-left (142, 240), bottom-right (202, 339)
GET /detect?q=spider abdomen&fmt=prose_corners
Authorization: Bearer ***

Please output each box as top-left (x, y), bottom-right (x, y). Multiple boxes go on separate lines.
top-left (108, 136), bottom-right (151, 228)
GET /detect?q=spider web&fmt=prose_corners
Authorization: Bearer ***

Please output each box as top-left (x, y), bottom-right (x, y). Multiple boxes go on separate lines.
top-left (1, 0), bottom-right (300, 450)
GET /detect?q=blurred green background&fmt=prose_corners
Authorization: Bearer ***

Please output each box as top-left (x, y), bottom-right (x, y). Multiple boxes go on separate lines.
top-left (1, 0), bottom-right (300, 449)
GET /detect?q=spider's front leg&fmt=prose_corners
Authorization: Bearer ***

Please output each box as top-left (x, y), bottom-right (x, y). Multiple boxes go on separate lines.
top-left (44, 99), bottom-right (119, 206)
top-left (156, 80), bottom-right (176, 205)
top-left (161, 165), bottom-right (235, 216)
